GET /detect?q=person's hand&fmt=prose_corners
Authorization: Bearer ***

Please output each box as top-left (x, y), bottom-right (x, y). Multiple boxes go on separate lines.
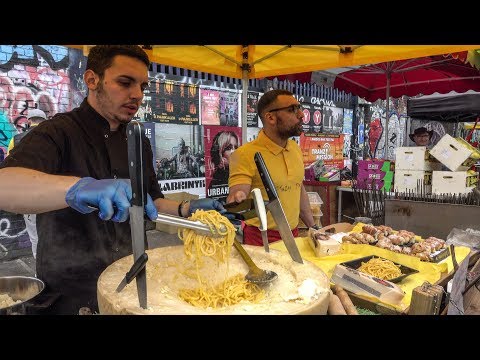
top-left (65, 177), bottom-right (158, 222)
top-left (188, 198), bottom-right (238, 224)
top-left (231, 190), bottom-right (247, 204)
top-left (188, 198), bottom-right (226, 215)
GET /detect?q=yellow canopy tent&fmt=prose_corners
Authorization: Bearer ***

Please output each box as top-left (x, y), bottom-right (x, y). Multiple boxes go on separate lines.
top-left (67, 45), bottom-right (480, 141)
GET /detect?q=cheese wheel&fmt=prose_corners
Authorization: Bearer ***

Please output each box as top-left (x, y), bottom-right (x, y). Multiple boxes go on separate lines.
top-left (97, 245), bottom-right (330, 315)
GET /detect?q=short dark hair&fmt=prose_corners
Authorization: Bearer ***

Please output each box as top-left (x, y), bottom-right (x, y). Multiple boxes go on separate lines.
top-left (86, 45), bottom-right (150, 77)
top-left (257, 89), bottom-right (294, 120)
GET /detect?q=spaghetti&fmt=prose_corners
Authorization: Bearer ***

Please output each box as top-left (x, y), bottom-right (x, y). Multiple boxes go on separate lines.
top-left (177, 209), bottom-right (265, 308)
top-left (357, 257), bottom-right (402, 281)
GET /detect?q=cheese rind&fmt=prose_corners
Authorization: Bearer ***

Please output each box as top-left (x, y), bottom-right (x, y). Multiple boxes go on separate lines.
top-left (97, 245), bottom-right (330, 315)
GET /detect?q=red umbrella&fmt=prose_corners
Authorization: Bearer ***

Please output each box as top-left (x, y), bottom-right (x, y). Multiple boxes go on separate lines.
top-left (332, 52), bottom-right (480, 157)
top-left (333, 53), bottom-right (480, 102)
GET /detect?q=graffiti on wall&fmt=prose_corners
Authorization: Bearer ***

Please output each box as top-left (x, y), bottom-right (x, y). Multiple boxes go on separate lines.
top-left (0, 45), bottom-right (86, 156)
top-left (0, 210), bottom-right (30, 260)
top-left (364, 98), bottom-right (407, 160)
top-left (0, 45), bottom-right (87, 254)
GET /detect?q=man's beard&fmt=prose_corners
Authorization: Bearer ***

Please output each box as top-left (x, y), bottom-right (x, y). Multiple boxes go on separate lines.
top-left (96, 82), bottom-right (132, 124)
top-left (277, 118), bottom-right (303, 139)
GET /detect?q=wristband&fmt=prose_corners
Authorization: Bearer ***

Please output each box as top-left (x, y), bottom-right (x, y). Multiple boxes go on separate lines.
top-left (177, 200), bottom-right (188, 217)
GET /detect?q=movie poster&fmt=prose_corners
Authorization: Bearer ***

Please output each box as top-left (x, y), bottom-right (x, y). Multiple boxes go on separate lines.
top-left (143, 122), bottom-right (156, 170)
top-left (322, 106), bottom-right (344, 133)
top-left (149, 80), bottom-right (199, 125)
top-left (300, 133), bottom-right (345, 169)
top-left (247, 127), bottom-right (261, 143)
top-left (204, 125), bottom-right (242, 201)
top-left (199, 89), bottom-right (239, 127)
top-left (154, 123), bottom-right (205, 196)
top-left (200, 89), bottom-right (220, 125)
top-left (132, 93), bottom-right (153, 122)
top-left (247, 91), bottom-right (262, 127)
top-left (219, 90), bottom-right (240, 127)
top-left (300, 102), bottom-right (324, 134)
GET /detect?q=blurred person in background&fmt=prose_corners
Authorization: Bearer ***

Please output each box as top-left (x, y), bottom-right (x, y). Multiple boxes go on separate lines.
top-left (410, 126), bottom-right (433, 147)
top-left (7, 108), bottom-right (48, 260)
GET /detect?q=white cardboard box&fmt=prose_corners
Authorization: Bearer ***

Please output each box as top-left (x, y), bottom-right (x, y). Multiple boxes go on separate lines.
top-left (395, 146), bottom-right (442, 171)
top-left (432, 171), bottom-right (476, 194)
top-left (430, 134), bottom-right (478, 171)
top-left (394, 170), bottom-right (432, 193)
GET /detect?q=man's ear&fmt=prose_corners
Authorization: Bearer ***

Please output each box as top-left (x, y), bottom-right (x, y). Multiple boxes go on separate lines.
top-left (84, 69), bottom-right (99, 90)
top-left (263, 112), bottom-right (276, 127)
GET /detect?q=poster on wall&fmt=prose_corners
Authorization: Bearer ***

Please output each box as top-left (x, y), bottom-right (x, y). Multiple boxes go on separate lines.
top-left (158, 178), bottom-right (206, 197)
top-left (247, 91), bottom-right (262, 127)
top-left (204, 125), bottom-right (242, 201)
top-left (358, 123), bottom-right (365, 145)
top-left (299, 102), bottom-right (327, 134)
top-left (147, 80), bottom-right (199, 125)
top-left (200, 89), bottom-right (220, 125)
top-left (247, 127), bottom-right (261, 143)
top-left (219, 90), bottom-right (240, 127)
top-left (133, 93), bottom-right (153, 122)
top-left (199, 88), bottom-right (239, 126)
top-left (322, 106), bottom-right (344, 133)
top-left (153, 123), bottom-right (205, 196)
top-left (300, 133), bottom-right (345, 169)
top-left (143, 122), bottom-right (156, 170)
top-left (300, 102), bottom-right (313, 133)
top-left (343, 108), bottom-right (353, 135)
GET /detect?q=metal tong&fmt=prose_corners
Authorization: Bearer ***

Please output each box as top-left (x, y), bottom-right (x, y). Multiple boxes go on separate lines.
top-left (224, 198), bottom-right (265, 220)
top-left (88, 206), bottom-right (226, 238)
top-left (154, 212), bottom-right (227, 238)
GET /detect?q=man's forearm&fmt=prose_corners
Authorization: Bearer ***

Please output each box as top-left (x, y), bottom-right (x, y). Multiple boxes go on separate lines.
top-left (0, 167), bottom-right (80, 214)
top-left (154, 197), bottom-right (180, 216)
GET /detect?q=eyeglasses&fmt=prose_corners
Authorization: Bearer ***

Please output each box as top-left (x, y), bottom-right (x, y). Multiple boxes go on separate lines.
top-left (267, 104), bottom-right (304, 114)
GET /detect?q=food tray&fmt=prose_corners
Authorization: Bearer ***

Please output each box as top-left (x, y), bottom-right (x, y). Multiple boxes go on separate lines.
top-left (340, 255), bottom-right (418, 283)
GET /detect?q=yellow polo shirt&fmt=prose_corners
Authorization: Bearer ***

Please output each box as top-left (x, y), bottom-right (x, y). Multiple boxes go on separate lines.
top-left (228, 129), bottom-right (304, 230)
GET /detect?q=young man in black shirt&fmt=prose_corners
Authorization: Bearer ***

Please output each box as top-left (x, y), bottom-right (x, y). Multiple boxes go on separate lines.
top-left (0, 45), bottom-right (226, 314)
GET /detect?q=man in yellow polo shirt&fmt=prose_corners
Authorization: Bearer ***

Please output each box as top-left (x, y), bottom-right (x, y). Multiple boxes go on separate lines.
top-left (227, 89), bottom-right (317, 245)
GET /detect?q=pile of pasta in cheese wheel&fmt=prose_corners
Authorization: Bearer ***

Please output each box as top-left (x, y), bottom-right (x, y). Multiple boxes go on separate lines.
top-left (97, 245), bottom-right (330, 315)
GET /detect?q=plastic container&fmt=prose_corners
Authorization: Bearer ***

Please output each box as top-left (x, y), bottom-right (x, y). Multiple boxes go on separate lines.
top-left (297, 192), bottom-right (324, 228)
top-left (307, 192), bottom-right (323, 216)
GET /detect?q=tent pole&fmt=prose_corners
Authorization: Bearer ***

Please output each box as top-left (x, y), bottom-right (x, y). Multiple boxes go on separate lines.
top-left (241, 70), bottom-right (248, 144)
top-left (241, 46), bottom-right (250, 144)
top-left (384, 70), bottom-right (391, 159)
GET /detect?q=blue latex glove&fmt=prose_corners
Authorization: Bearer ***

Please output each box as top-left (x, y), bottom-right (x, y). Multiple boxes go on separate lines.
top-left (65, 177), bottom-right (158, 222)
top-left (188, 198), bottom-right (226, 215)
top-left (188, 198), bottom-right (237, 223)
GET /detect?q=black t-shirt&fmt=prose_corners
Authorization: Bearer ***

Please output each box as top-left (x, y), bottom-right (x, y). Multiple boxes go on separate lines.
top-left (1, 99), bottom-right (163, 314)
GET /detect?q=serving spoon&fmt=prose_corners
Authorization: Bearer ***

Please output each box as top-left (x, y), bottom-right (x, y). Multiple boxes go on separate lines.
top-left (232, 238), bottom-right (278, 284)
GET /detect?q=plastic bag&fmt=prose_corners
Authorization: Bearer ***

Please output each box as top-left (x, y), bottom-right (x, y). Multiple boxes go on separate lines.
top-left (446, 226), bottom-right (480, 251)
